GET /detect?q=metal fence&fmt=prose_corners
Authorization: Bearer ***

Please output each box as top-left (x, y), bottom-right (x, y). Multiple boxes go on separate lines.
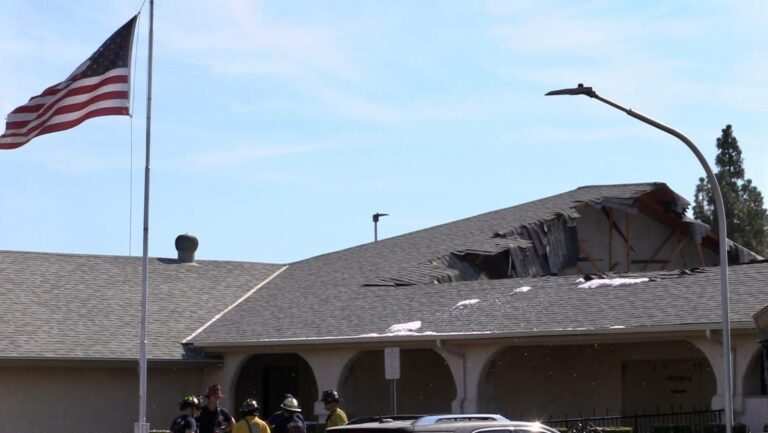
top-left (545, 410), bottom-right (725, 433)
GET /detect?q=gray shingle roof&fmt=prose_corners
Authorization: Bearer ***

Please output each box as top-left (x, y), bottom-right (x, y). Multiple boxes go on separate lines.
top-left (0, 251), bottom-right (281, 360)
top-left (192, 182), bottom-right (766, 346)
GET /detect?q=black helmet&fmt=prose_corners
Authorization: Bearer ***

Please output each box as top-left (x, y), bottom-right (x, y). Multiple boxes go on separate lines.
top-left (240, 399), bottom-right (260, 415)
top-left (179, 395), bottom-right (201, 411)
top-left (321, 390), bottom-right (340, 403)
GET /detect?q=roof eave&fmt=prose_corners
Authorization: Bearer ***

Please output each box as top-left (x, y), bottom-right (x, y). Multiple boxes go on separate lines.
top-left (192, 321), bottom-right (757, 349)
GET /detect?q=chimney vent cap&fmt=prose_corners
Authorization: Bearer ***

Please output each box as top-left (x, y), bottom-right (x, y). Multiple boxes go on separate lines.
top-left (175, 234), bottom-right (199, 263)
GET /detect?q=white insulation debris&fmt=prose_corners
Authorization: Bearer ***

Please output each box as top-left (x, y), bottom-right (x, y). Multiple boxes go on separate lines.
top-left (578, 277), bottom-right (649, 289)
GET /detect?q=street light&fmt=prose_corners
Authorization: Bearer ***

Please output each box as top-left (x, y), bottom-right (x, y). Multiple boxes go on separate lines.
top-left (546, 84), bottom-right (734, 433)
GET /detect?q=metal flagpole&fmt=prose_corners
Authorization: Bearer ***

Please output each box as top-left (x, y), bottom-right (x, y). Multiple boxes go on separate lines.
top-left (136, 0), bottom-right (154, 432)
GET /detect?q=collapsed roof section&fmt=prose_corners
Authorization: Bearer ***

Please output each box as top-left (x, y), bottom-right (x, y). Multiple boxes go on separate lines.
top-left (365, 184), bottom-right (761, 286)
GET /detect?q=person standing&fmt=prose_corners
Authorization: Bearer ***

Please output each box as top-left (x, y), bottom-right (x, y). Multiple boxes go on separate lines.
top-left (198, 384), bottom-right (236, 433)
top-left (321, 390), bottom-right (348, 428)
top-left (233, 399), bottom-right (271, 433)
top-left (170, 395), bottom-right (202, 433)
top-left (268, 395), bottom-right (306, 433)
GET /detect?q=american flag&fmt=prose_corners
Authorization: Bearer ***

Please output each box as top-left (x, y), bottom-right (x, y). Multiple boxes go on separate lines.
top-left (1, 16), bottom-right (137, 150)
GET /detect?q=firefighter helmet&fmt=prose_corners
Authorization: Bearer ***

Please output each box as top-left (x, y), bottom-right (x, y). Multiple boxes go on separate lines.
top-left (321, 390), bottom-right (340, 403)
top-left (179, 395), bottom-right (201, 411)
top-left (280, 396), bottom-right (301, 412)
top-left (240, 399), bottom-right (260, 415)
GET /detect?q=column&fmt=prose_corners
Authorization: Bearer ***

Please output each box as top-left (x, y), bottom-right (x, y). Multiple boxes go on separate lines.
top-left (300, 349), bottom-right (358, 420)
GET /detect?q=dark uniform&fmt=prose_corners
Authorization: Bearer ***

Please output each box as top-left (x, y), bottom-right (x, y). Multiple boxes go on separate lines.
top-left (170, 414), bottom-right (198, 433)
top-left (197, 406), bottom-right (234, 433)
top-left (269, 411), bottom-right (306, 433)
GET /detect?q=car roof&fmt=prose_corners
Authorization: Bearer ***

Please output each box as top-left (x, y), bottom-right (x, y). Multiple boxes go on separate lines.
top-left (328, 417), bottom-right (558, 433)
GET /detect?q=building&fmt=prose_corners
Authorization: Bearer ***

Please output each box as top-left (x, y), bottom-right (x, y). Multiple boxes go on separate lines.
top-left (1, 182), bottom-right (766, 433)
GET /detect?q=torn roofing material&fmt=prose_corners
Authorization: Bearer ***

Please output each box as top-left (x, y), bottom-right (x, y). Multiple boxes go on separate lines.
top-left (361, 182), bottom-right (743, 286)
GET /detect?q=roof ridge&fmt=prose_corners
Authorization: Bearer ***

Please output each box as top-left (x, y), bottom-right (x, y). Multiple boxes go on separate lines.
top-left (290, 182), bottom-right (668, 265)
top-left (0, 249), bottom-right (282, 266)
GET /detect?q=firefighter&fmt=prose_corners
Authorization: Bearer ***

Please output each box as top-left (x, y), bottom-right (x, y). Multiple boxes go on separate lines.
top-left (268, 395), bottom-right (306, 433)
top-left (321, 390), bottom-right (348, 428)
top-left (170, 395), bottom-right (201, 433)
top-left (197, 384), bottom-right (236, 433)
top-left (233, 399), bottom-right (270, 433)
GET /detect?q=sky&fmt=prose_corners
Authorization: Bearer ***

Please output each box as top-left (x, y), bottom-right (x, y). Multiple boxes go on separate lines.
top-left (1, 1), bottom-right (766, 264)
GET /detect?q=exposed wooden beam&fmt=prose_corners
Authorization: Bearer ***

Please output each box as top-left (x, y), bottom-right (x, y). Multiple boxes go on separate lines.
top-left (607, 207), bottom-right (614, 270)
top-left (696, 241), bottom-right (706, 266)
top-left (601, 207), bottom-right (636, 253)
top-left (579, 241), bottom-right (602, 273)
top-left (643, 228), bottom-right (677, 271)
top-left (664, 234), bottom-right (689, 270)
top-left (624, 213), bottom-right (631, 273)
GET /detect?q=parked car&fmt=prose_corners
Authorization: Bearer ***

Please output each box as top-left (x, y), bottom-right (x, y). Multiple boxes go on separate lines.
top-left (327, 414), bottom-right (560, 433)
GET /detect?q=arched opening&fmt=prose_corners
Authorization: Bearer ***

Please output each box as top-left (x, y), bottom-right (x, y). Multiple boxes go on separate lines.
top-left (340, 349), bottom-right (456, 418)
top-left (235, 353), bottom-right (319, 420)
top-left (743, 348), bottom-right (766, 396)
top-left (478, 341), bottom-right (716, 420)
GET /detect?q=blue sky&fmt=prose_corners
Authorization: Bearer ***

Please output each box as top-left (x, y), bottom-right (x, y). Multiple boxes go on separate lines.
top-left (1, 1), bottom-right (766, 263)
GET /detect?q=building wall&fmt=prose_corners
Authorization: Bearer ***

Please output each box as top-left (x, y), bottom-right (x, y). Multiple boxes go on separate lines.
top-left (572, 206), bottom-right (718, 275)
top-left (477, 341), bottom-right (715, 419)
top-left (0, 363), bottom-right (204, 433)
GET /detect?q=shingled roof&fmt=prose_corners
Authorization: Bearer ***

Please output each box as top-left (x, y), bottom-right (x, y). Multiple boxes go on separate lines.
top-left (192, 182), bottom-right (765, 347)
top-left (195, 263), bottom-right (768, 346)
top-left (0, 251), bottom-right (281, 360)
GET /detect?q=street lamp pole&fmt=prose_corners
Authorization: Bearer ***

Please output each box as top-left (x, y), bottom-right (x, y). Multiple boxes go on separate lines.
top-left (546, 84), bottom-right (733, 433)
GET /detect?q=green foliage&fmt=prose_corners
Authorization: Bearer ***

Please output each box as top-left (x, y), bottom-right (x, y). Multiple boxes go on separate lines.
top-left (692, 125), bottom-right (767, 255)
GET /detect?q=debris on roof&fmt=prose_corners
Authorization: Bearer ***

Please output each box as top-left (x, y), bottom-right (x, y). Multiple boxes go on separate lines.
top-left (513, 286), bottom-right (532, 293)
top-left (452, 299), bottom-right (480, 309)
top-left (363, 183), bottom-right (734, 287)
top-left (386, 320), bottom-right (423, 334)
top-left (577, 277), bottom-right (650, 289)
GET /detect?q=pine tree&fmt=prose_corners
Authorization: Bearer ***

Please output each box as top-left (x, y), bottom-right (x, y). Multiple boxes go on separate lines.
top-left (692, 125), bottom-right (767, 255)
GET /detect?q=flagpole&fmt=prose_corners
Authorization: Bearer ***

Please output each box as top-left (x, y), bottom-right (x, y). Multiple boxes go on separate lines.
top-left (137, 0), bottom-right (154, 432)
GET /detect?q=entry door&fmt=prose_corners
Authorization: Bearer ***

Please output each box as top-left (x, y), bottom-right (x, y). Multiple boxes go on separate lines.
top-left (263, 365), bottom-right (301, 416)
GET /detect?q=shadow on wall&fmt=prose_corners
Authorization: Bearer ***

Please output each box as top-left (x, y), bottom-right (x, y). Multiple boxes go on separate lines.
top-left (340, 349), bottom-right (456, 418)
top-left (235, 354), bottom-right (319, 421)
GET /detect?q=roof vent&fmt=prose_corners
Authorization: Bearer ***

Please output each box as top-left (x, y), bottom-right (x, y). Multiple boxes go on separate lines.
top-left (175, 234), bottom-right (198, 263)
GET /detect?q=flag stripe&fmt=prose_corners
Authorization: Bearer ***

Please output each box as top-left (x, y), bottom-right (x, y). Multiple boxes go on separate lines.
top-left (8, 70), bottom-right (130, 118)
top-left (4, 90), bottom-right (129, 136)
top-left (6, 82), bottom-right (130, 129)
top-left (0, 104), bottom-right (129, 149)
top-left (23, 67), bottom-right (131, 108)
top-left (3, 98), bottom-right (130, 139)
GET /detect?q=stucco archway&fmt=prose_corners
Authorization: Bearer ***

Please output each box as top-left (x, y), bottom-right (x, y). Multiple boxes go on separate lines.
top-left (478, 341), bottom-right (716, 420)
top-left (742, 349), bottom-right (766, 396)
top-left (235, 353), bottom-right (319, 420)
top-left (339, 349), bottom-right (457, 418)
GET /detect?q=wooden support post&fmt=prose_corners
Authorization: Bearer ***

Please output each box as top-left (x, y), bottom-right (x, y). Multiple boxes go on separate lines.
top-left (579, 241), bottom-right (602, 273)
top-left (696, 241), bottom-right (706, 266)
top-left (624, 213), bottom-right (631, 273)
top-left (664, 234), bottom-right (689, 270)
top-left (607, 207), bottom-right (613, 271)
top-left (643, 228), bottom-right (677, 271)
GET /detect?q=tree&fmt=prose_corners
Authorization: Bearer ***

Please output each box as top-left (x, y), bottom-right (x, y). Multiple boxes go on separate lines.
top-left (693, 125), bottom-right (767, 255)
